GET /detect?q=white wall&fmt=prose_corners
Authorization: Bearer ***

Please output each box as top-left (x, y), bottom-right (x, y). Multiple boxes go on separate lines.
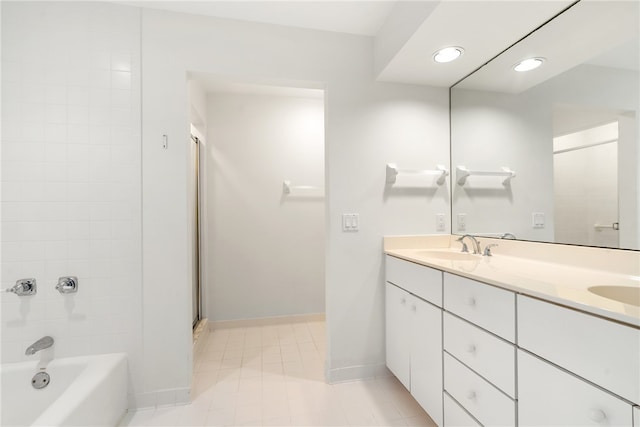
top-left (1, 1), bottom-right (143, 405)
top-left (206, 92), bottom-right (325, 321)
top-left (141, 8), bottom-right (450, 386)
top-left (452, 64), bottom-right (639, 248)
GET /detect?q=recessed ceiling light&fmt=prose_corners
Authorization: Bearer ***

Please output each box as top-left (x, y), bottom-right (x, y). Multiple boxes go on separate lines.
top-left (433, 46), bottom-right (464, 63)
top-left (513, 57), bottom-right (545, 72)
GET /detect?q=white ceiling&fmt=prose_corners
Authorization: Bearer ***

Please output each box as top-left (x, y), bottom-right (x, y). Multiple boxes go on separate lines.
top-left (127, 1), bottom-right (638, 90)
top-left (374, 1), bottom-right (574, 87)
top-left (121, 1), bottom-right (398, 36)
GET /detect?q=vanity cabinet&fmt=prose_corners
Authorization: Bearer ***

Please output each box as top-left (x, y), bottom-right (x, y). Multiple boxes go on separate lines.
top-left (442, 273), bottom-right (516, 426)
top-left (443, 393), bottom-right (481, 427)
top-left (443, 273), bottom-right (515, 342)
top-left (518, 295), bottom-right (639, 426)
top-left (518, 295), bottom-right (640, 404)
top-left (385, 281), bottom-right (411, 387)
top-left (444, 353), bottom-right (515, 426)
top-left (385, 256), bottom-right (443, 426)
top-left (385, 249), bottom-right (639, 427)
top-left (519, 349), bottom-right (633, 426)
top-left (443, 312), bottom-right (515, 397)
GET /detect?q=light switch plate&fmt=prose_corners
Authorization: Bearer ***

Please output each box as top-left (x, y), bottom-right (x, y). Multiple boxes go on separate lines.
top-left (342, 213), bottom-right (359, 232)
top-left (457, 213), bottom-right (466, 232)
top-left (532, 212), bottom-right (545, 228)
top-left (436, 213), bottom-right (446, 232)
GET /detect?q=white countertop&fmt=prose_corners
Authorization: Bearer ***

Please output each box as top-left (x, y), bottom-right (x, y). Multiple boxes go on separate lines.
top-left (384, 235), bottom-right (640, 328)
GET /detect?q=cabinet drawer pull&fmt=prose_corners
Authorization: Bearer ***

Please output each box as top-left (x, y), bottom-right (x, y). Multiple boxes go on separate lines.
top-left (411, 304), bottom-right (417, 312)
top-left (467, 390), bottom-right (476, 400)
top-left (587, 409), bottom-right (606, 423)
top-left (467, 344), bottom-right (476, 354)
top-left (401, 298), bottom-right (406, 305)
top-left (467, 297), bottom-right (476, 307)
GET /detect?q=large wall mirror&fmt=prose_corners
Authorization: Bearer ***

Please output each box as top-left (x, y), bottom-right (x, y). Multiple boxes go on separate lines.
top-left (451, 0), bottom-right (639, 250)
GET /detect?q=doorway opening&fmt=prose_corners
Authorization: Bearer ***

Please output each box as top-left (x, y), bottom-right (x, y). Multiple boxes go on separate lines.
top-left (187, 75), bottom-right (327, 372)
top-left (553, 120), bottom-right (619, 247)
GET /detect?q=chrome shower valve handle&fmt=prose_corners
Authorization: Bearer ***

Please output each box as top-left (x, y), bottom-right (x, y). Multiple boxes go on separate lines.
top-left (4, 278), bottom-right (37, 296)
top-left (56, 276), bottom-right (78, 294)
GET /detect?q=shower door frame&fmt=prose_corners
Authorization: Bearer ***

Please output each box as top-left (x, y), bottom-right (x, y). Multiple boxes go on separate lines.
top-left (191, 134), bottom-right (202, 328)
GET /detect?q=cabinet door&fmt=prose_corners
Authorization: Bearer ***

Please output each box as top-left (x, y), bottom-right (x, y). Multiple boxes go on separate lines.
top-left (386, 282), bottom-right (410, 389)
top-left (411, 295), bottom-right (443, 426)
top-left (634, 406), bottom-right (639, 426)
top-left (519, 350), bottom-right (633, 427)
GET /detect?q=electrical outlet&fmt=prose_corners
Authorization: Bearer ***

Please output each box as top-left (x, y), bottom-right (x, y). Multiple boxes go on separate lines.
top-left (457, 213), bottom-right (466, 232)
top-left (436, 213), bottom-right (446, 232)
top-left (342, 213), bottom-right (359, 232)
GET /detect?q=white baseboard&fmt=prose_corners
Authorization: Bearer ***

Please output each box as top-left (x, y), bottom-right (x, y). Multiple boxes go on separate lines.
top-left (209, 312), bottom-right (325, 330)
top-left (326, 363), bottom-right (391, 384)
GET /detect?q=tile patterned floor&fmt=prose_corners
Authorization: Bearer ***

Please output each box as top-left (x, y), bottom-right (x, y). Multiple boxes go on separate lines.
top-left (120, 320), bottom-right (436, 426)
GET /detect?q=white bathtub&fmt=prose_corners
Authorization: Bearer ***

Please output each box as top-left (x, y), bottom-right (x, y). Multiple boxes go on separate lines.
top-left (1, 353), bottom-right (128, 426)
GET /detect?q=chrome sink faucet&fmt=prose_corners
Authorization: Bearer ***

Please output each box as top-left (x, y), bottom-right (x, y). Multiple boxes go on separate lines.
top-left (25, 336), bottom-right (54, 356)
top-left (456, 234), bottom-right (481, 254)
top-left (483, 244), bottom-right (499, 256)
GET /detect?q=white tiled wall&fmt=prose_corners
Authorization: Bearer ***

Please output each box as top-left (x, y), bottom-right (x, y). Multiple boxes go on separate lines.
top-left (1, 0), bottom-right (142, 394)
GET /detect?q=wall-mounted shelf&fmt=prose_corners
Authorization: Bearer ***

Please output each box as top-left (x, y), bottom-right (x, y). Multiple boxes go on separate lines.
top-left (386, 164), bottom-right (449, 186)
top-left (282, 180), bottom-right (324, 196)
top-left (456, 165), bottom-right (516, 186)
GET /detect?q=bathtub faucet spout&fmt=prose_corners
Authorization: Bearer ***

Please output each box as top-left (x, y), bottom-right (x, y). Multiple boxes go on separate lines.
top-left (25, 336), bottom-right (54, 355)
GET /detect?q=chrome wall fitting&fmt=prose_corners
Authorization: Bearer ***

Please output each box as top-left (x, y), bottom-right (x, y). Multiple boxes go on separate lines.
top-left (55, 276), bottom-right (78, 294)
top-left (3, 278), bottom-right (37, 296)
top-left (25, 336), bottom-right (54, 355)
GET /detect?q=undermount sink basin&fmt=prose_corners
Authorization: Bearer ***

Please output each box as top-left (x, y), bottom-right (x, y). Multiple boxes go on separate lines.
top-left (416, 250), bottom-right (479, 262)
top-left (588, 286), bottom-right (640, 307)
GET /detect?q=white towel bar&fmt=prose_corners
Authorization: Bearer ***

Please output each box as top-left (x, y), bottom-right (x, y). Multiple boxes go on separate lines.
top-left (386, 164), bottom-right (449, 185)
top-left (456, 165), bottom-right (516, 185)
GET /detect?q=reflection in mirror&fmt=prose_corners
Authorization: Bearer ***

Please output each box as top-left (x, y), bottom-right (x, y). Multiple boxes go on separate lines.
top-left (451, 0), bottom-right (639, 250)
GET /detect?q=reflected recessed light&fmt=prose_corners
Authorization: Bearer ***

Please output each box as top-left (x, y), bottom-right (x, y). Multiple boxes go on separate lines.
top-left (433, 46), bottom-right (464, 63)
top-left (513, 57), bottom-right (545, 72)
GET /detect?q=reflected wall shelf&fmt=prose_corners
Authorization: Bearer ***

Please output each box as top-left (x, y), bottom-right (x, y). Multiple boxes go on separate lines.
top-left (594, 222), bottom-right (619, 231)
top-left (282, 180), bottom-right (324, 196)
top-left (386, 164), bottom-right (449, 186)
top-left (456, 165), bottom-right (516, 186)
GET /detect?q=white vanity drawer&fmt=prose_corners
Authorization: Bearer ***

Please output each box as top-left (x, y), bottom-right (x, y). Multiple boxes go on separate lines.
top-left (443, 312), bottom-right (516, 397)
top-left (386, 255), bottom-right (442, 307)
top-left (444, 353), bottom-right (515, 427)
top-left (519, 349), bottom-right (633, 426)
top-left (518, 295), bottom-right (640, 404)
top-left (444, 392), bottom-right (481, 427)
top-left (443, 273), bottom-right (515, 342)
